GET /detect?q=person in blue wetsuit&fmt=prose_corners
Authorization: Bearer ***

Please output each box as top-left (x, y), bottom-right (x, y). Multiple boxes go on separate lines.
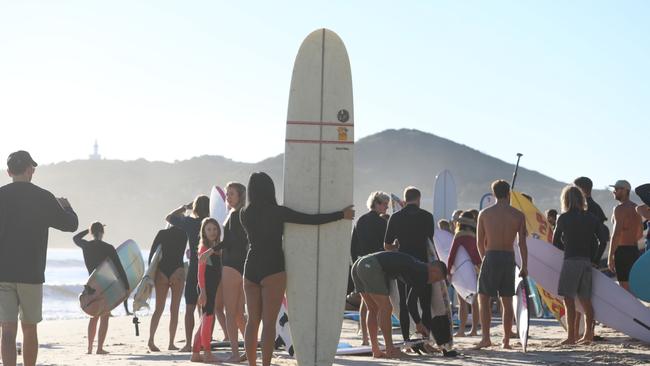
top-left (239, 172), bottom-right (354, 366)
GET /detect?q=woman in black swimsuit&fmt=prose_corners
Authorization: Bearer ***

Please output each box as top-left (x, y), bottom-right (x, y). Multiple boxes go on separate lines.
top-left (200, 182), bottom-right (247, 361)
top-left (147, 226), bottom-right (187, 351)
top-left (239, 172), bottom-right (354, 366)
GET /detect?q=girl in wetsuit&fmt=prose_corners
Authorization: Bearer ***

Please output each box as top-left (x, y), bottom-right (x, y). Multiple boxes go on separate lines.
top-left (191, 218), bottom-right (223, 363)
top-left (239, 172), bottom-right (354, 366)
top-left (73, 222), bottom-right (129, 355)
top-left (447, 211), bottom-right (481, 337)
top-left (147, 226), bottom-right (187, 351)
top-left (199, 182), bottom-right (247, 361)
top-left (165, 195), bottom-right (210, 352)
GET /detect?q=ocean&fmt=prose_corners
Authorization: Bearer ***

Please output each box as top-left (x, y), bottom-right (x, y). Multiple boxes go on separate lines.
top-left (43, 248), bottom-right (179, 320)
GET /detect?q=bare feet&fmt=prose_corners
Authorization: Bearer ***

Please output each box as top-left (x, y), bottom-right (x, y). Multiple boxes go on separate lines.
top-left (190, 352), bottom-right (203, 362)
top-left (473, 339), bottom-right (492, 349)
top-left (180, 344), bottom-right (192, 353)
top-left (361, 339), bottom-right (369, 346)
top-left (168, 344), bottom-right (179, 351)
top-left (96, 348), bottom-right (109, 355)
top-left (454, 331), bottom-right (466, 337)
top-left (501, 342), bottom-right (512, 350)
top-left (148, 341), bottom-right (160, 352)
top-left (469, 330), bottom-right (479, 336)
top-left (386, 347), bottom-right (407, 358)
top-left (559, 338), bottom-right (576, 346)
top-left (371, 350), bottom-right (387, 358)
top-left (577, 336), bottom-right (593, 345)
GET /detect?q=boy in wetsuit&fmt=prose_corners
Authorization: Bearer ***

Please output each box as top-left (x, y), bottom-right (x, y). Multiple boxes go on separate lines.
top-left (351, 251), bottom-right (447, 358)
top-left (74, 222), bottom-right (129, 355)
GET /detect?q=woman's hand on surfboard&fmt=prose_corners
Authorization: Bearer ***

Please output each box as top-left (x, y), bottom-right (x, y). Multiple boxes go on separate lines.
top-left (342, 205), bottom-right (355, 220)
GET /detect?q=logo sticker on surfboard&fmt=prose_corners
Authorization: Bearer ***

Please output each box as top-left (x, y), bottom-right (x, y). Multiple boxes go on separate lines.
top-left (337, 109), bottom-right (349, 122)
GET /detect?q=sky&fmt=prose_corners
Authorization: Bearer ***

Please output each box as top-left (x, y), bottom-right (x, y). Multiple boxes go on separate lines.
top-left (1, 1), bottom-right (648, 190)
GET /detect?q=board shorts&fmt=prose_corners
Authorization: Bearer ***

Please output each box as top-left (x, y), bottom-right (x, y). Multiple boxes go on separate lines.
top-left (351, 255), bottom-right (389, 296)
top-left (478, 250), bottom-right (515, 297)
top-left (557, 257), bottom-right (592, 299)
top-left (0, 283), bottom-right (43, 324)
top-left (615, 245), bottom-right (640, 282)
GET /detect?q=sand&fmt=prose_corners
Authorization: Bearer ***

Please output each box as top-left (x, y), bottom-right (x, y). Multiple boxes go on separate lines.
top-left (4, 312), bottom-right (647, 366)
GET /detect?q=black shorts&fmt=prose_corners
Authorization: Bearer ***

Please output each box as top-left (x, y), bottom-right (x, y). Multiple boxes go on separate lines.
top-left (615, 246), bottom-right (640, 282)
top-left (478, 251), bottom-right (515, 297)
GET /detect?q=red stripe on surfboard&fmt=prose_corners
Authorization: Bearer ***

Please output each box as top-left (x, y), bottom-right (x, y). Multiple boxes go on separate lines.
top-left (287, 120), bottom-right (354, 127)
top-left (285, 139), bottom-right (354, 145)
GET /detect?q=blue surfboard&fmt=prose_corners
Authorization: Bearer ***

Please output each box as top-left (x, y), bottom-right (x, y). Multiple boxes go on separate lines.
top-left (630, 250), bottom-right (650, 301)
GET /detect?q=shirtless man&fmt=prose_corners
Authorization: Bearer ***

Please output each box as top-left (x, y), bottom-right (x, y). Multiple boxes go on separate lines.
top-left (474, 180), bottom-right (527, 350)
top-left (608, 180), bottom-right (643, 291)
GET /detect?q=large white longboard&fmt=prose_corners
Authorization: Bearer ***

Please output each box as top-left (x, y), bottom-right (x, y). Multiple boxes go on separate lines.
top-left (433, 169), bottom-right (457, 222)
top-left (283, 29), bottom-right (354, 366)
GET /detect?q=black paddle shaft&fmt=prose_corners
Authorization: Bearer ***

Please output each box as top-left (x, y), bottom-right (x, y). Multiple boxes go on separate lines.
top-left (133, 316), bottom-right (140, 336)
top-left (511, 153), bottom-right (523, 189)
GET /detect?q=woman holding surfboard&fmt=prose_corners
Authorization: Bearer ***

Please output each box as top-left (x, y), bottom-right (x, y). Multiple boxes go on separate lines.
top-left (199, 182), bottom-right (248, 361)
top-left (553, 186), bottom-right (607, 345)
top-left (73, 222), bottom-right (129, 355)
top-left (239, 172), bottom-right (354, 366)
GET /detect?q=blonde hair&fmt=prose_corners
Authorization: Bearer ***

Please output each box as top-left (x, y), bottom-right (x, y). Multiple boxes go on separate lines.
top-left (366, 191), bottom-right (390, 211)
top-left (561, 185), bottom-right (586, 213)
top-left (225, 182), bottom-right (246, 210)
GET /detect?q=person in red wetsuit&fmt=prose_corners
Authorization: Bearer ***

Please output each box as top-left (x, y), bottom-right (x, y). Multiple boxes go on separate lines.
top-left (447, 211), bottom-right (481, 337)
top-left (191, 218), bottom-right (223, 363)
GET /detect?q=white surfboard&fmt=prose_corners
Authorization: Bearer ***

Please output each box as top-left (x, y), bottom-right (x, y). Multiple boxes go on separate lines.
top-left (283, 29), bottom-right (354, 366)
top-left (210, 185), bottom-right (228, 226)
top-left (432, 229), bottom-right (478, 304)
top-left (433, 170), bottom-right (457, 221)
top-left (516, 236), bottom-right (650, 343)
top-left (132, 246), bottom-right (162, 312)
top-left (514, 268), bottom-right (530, 352)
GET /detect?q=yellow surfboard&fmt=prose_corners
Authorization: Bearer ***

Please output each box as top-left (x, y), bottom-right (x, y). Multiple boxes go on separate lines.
top-left (510, 191), bottom-right (569, 329)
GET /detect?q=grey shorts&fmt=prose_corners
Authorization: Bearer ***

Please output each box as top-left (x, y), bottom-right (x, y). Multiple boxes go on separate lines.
top-left (558, 258), bottom-right (592, 300)
top-left (0, 282), bottom-right (43, 324)
top-left (351, 255), bottom-right (389, 296)
top-left (478, 251), bottom-right (515, 297)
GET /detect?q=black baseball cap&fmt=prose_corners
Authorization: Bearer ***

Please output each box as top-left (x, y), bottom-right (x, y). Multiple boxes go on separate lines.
top-left (7, 150), bottom-right (38, 174)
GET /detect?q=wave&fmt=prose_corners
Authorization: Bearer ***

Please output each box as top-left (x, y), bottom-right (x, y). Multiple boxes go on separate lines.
top-left (46, 259), bottom-right (85, 268)
top-left (43, 284), bottom-right (84, 300)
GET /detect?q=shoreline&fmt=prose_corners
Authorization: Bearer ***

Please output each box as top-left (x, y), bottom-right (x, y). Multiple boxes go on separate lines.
top-left (15, 312), bottom-right (649, 365)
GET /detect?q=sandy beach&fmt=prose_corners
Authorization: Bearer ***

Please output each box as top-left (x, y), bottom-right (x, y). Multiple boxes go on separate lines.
top-left (11, 312), bottom-right (647, 366)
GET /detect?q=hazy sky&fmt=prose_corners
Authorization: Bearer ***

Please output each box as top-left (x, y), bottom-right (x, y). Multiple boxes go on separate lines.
top-left (1, 1), bottom-right (647, 190)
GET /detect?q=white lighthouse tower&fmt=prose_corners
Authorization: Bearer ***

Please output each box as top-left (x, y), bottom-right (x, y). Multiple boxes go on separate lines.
top-left (89, 140), bottom-right (101, 160)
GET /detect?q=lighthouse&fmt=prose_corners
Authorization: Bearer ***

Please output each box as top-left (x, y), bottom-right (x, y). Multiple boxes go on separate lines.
top-left (89, 140), bottom-right (101, 160)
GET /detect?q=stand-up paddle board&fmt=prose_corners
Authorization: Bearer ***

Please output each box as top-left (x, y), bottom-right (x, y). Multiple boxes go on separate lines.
top-left (283, 28), bottom-right (354, 366)
top-left (79, 240), bottom-right (144, 317)
top-left (510, 191), bottom-right (571, 329)
top-left (511, 192), bottom-right (650, 342)
top-left (630, 250), bottom-right (650, 302)
top-left (432, 229), bottom-right (477, 304)
top-left (132, 245), bottom-right (162, 312)
top-left (433, 170), bottom-right (457, 221)
top-left (514, 268), bottom-right (530, 352)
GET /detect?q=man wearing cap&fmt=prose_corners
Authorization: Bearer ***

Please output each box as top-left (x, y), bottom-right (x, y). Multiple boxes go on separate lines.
top-left (0, 151), bottom-right (79, 366)
top-left (608, 180), bottom-right (643, 292)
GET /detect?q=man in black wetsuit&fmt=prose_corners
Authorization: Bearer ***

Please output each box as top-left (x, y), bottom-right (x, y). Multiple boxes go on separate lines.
top-left (0, 151), bottom-right (79, 366)
top-left (351, 251), bottom-right (447, 358)
top-left (574, 177), bottom-right (610, 265)
top-left (384, 187), bottom-right (434, 343)
top-left (74, 223), bottom-right (129, 354)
